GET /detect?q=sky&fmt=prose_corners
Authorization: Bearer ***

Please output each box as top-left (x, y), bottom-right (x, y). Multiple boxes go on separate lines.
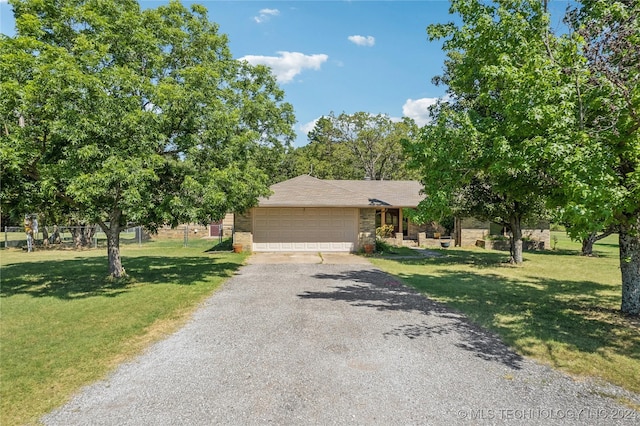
top-left (0, 0), bottom-right (574, 146)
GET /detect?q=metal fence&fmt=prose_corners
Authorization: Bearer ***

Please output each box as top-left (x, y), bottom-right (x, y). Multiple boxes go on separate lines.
top-left (3, 224), bottom-right (233, 249)
top-left (2, 225), bottom-right (143, 249)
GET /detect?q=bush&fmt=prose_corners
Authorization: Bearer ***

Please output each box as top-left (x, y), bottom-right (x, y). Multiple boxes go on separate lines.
top-left (375, 238), bottom-right (394, 253)
top-left (376, 224), bottom-right (394, 238)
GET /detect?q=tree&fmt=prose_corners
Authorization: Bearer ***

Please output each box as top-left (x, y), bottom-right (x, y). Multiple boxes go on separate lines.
top-left (406, 0), bottom-right (568, 264)
top-left (0, 0), bottom-right (295, 277)
top-left (293, 115), bottom-right (360, 179)
top-left (293, 112), bottom-right (419, 180)
top-left (559, 0), bottom-right (640, 314)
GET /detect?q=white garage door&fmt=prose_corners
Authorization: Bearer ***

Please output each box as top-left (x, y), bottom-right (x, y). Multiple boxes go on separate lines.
top-left (253, 207), bottom-right (358, 252)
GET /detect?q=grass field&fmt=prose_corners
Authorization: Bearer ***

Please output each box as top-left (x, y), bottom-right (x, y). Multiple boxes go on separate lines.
top-left (2, 232), bottom-right (639, 424)
top-left (0, 238), bottom-right (245, 426)
top-left (371, 232), bottom-right (640, 402)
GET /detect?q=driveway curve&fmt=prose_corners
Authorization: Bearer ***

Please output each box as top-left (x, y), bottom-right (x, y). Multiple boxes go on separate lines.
top-left (43, 261), bottom-right (639, 425)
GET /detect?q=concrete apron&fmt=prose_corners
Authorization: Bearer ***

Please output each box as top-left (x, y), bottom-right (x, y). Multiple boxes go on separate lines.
top-left (246, 252), bottom-right (372, 265)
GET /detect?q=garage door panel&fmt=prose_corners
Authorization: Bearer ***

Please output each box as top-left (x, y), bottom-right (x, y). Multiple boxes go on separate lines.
top-left (252, 208), bottom-right (357, 252)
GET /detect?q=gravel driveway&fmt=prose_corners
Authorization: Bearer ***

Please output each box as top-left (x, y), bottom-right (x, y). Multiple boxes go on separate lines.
top-left (43, 261), bottom-right (639, 425)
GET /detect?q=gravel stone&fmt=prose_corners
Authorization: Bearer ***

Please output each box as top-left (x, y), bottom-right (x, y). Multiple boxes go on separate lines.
top-left (42, 263), bottom-right (640, 425)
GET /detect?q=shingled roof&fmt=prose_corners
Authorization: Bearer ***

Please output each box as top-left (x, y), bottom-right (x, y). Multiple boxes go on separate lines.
top-left (257, 175), bottom-right (424, 208)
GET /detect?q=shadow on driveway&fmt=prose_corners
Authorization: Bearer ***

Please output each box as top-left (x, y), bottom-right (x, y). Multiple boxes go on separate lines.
top-left (300, 268), bottom-right (523, 370)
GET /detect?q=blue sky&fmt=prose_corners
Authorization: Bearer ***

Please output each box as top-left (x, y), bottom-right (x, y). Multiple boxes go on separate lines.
top-left (0, 0), bottom-right (574, 146)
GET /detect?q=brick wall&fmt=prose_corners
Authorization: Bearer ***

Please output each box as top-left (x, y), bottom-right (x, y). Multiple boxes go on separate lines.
top-left (234, 211), bottom-right (253, 232)
top-left (233, 232), bottom-right (253, 252)
top-left (156, 224), bottom-right (209, 239)
top-left (460, 229), bottom-right (489, 247)
top-left (358, 208), bottom-right (376, 248)
top-left (407, 221), bottom-right (428, 240)
top-left (523, 228), bottom-right (551, 249)
top-left (233, 210), bottom-right (253, 252)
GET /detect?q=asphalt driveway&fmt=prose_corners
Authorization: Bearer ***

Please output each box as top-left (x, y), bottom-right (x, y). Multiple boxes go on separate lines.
top-left (43, 261), bottom-right (639, 425)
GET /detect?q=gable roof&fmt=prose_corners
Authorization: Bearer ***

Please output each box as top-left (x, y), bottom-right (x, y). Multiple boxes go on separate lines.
top-left (257, 175), bottom-right (424, 208)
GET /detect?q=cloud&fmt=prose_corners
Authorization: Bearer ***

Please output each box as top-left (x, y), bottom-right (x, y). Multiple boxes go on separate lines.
top-left (402, 97), bottom-right (447, 127)
top-left (300, 118), bottom-right (320, 135)
top-left (239, 51), bottom-right (329, 83)
top-left (254, 8), bottom-right (280, 23)
top-left (348, 35), bottom-right (375, 47)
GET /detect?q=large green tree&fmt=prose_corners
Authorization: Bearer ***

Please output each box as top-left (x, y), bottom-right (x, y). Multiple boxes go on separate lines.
top-left (0, 0), bottom-right (295, 277)
top-left (293, 112), bottom-right (419, 181)
top-left (559, 0), bottom-right (639, 314)
top-left (406, 0), bottom-right (568, 264)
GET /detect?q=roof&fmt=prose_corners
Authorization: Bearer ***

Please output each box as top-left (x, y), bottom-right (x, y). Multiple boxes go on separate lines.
top-left (257, 175), bottom-right (424, 208)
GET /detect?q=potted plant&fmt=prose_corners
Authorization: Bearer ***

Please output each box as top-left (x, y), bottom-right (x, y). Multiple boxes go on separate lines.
top-left (364, 243), bottom-right (375, 254)
top-left (232, 243), bottom-right (243, 253)
top-left (440, 237), bottom-right (451, 248)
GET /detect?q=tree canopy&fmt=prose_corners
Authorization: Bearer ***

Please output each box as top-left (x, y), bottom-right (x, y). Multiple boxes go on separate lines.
top-left (292, 112), bottom-right (419, 181)
top-left (408, 0), bottom-right (639, 314)
top-left (561, 0), bottom-right (640, 314)
top-left (0, 0), bottom-right (295, 276)
top-left (406, 0), bottom-right (568, 264)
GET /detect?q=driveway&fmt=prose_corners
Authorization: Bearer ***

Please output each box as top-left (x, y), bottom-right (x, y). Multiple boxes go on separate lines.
top-left (43, 261), bottom-right (639, 425)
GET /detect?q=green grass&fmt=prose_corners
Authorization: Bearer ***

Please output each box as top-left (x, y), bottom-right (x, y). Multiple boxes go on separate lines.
top-left (0, 238), bottom-right (247, 426)
top-left (370, 232), bottom-right (640, 397)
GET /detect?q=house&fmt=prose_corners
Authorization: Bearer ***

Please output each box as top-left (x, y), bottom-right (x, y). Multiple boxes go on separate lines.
top-left (455, 217), bottom-right (551, 250)
top-left (233, 175), bottom-right (426, 252)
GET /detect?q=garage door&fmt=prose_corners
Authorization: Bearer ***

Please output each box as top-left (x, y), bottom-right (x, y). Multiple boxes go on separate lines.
top-left (252, 207), bottom-right (358, 252)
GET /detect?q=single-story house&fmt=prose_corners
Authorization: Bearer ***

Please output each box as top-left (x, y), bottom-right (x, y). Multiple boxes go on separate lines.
top-left (455, 217), bottom-right (551, 250)
top-left (233, 175), bottom-right (426, 252)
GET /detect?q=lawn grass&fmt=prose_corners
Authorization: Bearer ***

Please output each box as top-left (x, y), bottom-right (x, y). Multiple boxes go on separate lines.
top-left (0, 238), bottom-right (247, 426)
top-left (370, 232), bottom-right (640, 398)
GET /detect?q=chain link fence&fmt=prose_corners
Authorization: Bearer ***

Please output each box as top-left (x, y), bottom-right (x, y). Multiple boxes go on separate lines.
top-left (2, 225), bottom-right (143, 249)
top-left (3, 223), bottom-right (233, 249)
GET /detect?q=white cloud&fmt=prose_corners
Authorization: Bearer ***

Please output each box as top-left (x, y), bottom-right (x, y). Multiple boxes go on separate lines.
top-left (254, 8), bottom-right (280, 23)
top-left (348, 35), bottom-right (375, 47)
top-left (239, 51), bottom-right (329, 83)
top-left (402, 97), bottom-right (445, 126)
top-left (300, 118), bottom-right (320, 135)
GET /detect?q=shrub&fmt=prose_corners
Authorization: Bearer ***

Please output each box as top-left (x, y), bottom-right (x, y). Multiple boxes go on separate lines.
top-left (376, 224), bottom-right (394, 238)
top-left (375, 238), bottom-right (394, 253)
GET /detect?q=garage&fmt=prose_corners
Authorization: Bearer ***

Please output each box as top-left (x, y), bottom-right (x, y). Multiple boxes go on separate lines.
top-left (252, 207), bottom-right (358, 252)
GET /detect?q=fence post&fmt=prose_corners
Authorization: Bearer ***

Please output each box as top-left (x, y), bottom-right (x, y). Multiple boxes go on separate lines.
top-left (94, 226), bottom-right (98, 248)
top-left (4, 226), bottom-right (7, 248)
top-left (184, 225), bottom-right (188, 248)
top-left (138, 226), bottom-right (142, 247)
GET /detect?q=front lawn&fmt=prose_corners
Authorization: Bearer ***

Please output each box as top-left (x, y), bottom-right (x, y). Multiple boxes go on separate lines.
top-left (370, 232), bottom-right (640, 398)
top-left (0, 238), bottom-right (247, 425)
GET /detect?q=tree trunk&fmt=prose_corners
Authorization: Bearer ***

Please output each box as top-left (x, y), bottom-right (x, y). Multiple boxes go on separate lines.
top-left (106, 224), bottom-right (125, 278)
top-left (582, 232), bottom-right (597, 256)
top-left (71, 224), bottom-right (96, 248)
top-left (509, 216), bottom-right (523, 264)
top-left (619, 220), bottom-right (640, 316)
top-left (100, 214), bottom-right (125, 278)
top-left (581, 228), bottom-right (616, 256)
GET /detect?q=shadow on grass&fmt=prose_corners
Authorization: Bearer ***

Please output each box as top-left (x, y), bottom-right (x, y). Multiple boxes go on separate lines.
top-left (384, 251), bottom-right (639, 364)
top-left (0, 256), bottom-right (238, 300)
top-left (300, 268), bottom-right (524, 370)
top-left (389, 248), bottom-right (512, 268)
top-left (205, 238), bottom-right (233, 252)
